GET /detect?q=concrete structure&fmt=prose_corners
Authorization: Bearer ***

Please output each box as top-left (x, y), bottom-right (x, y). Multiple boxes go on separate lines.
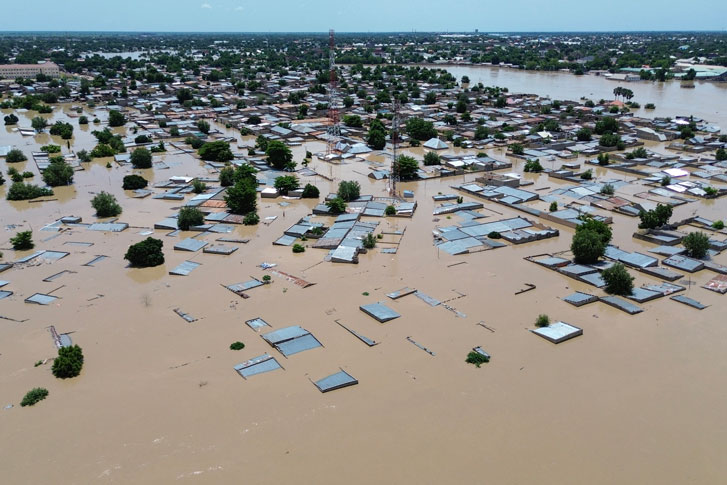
top-left (0, 62), bottom-right (60, 79)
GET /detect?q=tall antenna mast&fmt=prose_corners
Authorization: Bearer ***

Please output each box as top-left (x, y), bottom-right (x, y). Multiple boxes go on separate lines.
top-left (390, 98), bottom-right (400, 196)
top-left (326, 29), bottom-right (340, 159)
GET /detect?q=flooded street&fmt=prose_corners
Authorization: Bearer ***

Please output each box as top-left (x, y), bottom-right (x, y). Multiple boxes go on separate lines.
top-left (1, 97), bottom-right (727, 484)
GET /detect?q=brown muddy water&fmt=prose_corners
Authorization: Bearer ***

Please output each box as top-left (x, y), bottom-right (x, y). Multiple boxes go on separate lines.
top-left (1, 103), bottom-right (727, 484)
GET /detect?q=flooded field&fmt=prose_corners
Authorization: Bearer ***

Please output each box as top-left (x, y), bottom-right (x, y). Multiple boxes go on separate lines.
top-left (1, 103), bottom-right (727, 484)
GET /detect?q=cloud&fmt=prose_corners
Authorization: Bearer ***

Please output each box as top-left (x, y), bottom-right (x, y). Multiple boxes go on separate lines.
top-left (201, 3), bottom-right (212, 8)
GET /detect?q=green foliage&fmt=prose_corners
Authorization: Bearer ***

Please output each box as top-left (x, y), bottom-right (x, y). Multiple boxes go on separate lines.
top-left (511, 143), bottom-right (524, 155)
top-left (405, 117), bottom-right (437, 141)
top-left (130, 148), bottom-right (152, 169)
top-left (6, 149), bottom-right (27, 163)
top-left (488, 231), bottom-right (501, 239)
top-left (125, 237), bottom-right (164, 267)
top-left (122, 174), bottom-right (148, 190)
top-left (465, 351), bottom-right (489, 367)
top-left (40, 144), bottom-right (61, 153)
top-left (715, 148), bottom-right (727, 161)
top-left (343, 114), bottom-right (362, 127)
top-left (367, 119), bottom-right (387, 150)
top-left (712, 220), bottom-right (725, 230)
top-left (274, 175), bottom-right (300, 195)
top-left (535, 314), bottom-right (550, 327)
top-left (192, 179), bottom-right (207, 194)
top-left (600, 183), bottom-right (615, 195)
top-left (6, 182), bottom-right (53, 200)
top-left (186, 136), bottom-right (204, 149)
top-left (362, 233), bottom-right (376, 249)
top-left (580, 169), bottom-right (593, 180)
top-left (10, 230), bottom-right (34, 250)
top-left (78, 115), bottom-right (88, 124)
top-left (219, 166), bottom-right (235, 187)
top-left (20, 388), bottom-right (49, 407)
top-left (49, 121), bottom-right (73, 139)
top-left (638, 204), bottom-right (673, 229)
top-left (576, 127), bottom-right (592, 141)
top-left (602, 263), bottom-right (634, 296)
top-left (266, 140), bottom-right (294, 170)
top-left (474, 125), bottom-right (490, 140)
top-left (326, 197), bottom-right (347, 214)
top-left (645, 103), bottom-right (656, 109)
top-left (571, 229), bottom-right (606, 264)
top-left (423, 151), bottom-right (441, 166)
top-left (52, 345), bottom-right (84, 379)
top-left (661, 175), bottom-right (672, 186)
top-left (91, 191), bottom-right (122, 217)
top-left (385, 205), bottom-right (396, 216)
top-left (292, 243), bottom-right (305, 253)
top-left (4, 113), bottom-right (19, 125)
top-left (225, 178), bottom-right (257, 215)
top-left (524, 159), bottom-right (543, 173)
top-left (134, 134), bottom-right (151, 144)
top-left (77, 150), bottom-right (91, 163)
top-left (704, 186), bottom-right (718, 196)
top-left (197, 120), bottom-right (210, 134)
top-left (599, 132), bottom-right (622, 147)
top-left (682, 232), bottom-right (710, 259)
top-left (395, 155), bottom-right (419, 180)
top-left (177, 207), bottom-right (204, 230)
top-left (301, 183), bottom-right (320, 198)
top-left (337, 180), bottom-right (361, 201)
top-left (597, 153), bottom-right (610, 166)
top-left (549, 201), bottom-right (558, 212)
top-left (31, 116), bottom-right (48, 132)
top-left (594, 117), bottom-right (619, 134)
top-left (108, 109), bottom-right (126, 127)
top-left (90, 143), bottom-right (116, 158)
top-left (243, 212), bottom-right (260, 225)
top-left (199, 141), bottom-right (233, 163)
top-left (42, 157), bottom-right (74, 186)
top-left (230, 341), bottom-right (245, 351)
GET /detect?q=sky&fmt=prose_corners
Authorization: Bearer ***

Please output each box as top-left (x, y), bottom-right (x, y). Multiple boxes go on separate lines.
top-left (4, 0), bottom-right (727, 32)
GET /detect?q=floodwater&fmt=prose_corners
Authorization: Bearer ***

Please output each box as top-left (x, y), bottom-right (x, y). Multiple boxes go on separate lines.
top-left (1, 103), bottom-right (727, 484)
top-left (438, 64), bottom-right (727, 127)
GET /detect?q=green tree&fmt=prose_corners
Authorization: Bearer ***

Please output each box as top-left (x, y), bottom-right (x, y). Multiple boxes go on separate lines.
top-left (10, 230), bottom-right (34, 250)
top-left (682, 232), bottom-right (710, 259)
top-left (52, 345), bottom-right (84, 379)
top-left (326, 197), bottom-right (347, 214)
top-left (602, 263), bottom-right (634, 296)
top-left (511, 143), bottom-right (525, 155)
top-left (49, 121), bottom-right (73, 139)
top-left (405, 117), bottom-right (437, 140)
top-left (423, 151), bottom-right (441, 166)
top-left (31, 116), bottom-right (48, 132)
top-left (197, 120), bottom-right (210, 134)
top-left (571, 229), bottom-right (606, 264)
top-left (177, 207), bottom-right (204, 230)
top-left (6, 182), bottom-right (53, 200)
top-left (594, 117), bottom-right (619, 135)
top-left (274, 175), bottom-right (300, 195)
top-left (395, 155), bottom-right (419, 180)
top-left (337, 180), bottom-right (361, 201)
top-left (576, 127), bottom-right (592, 141)
top-left (91, 191), bottom-right (122, 217)
top-left (302, 183), bottom-right (320, 198)
top-left (20, 388), bottom-right (49, 407)
top-left (125, 237), bottom-right (164, 267)
top-left (108, 110), bottom-right (126, 127)
top-left (42, 157), bottom-right (74, 186)
top-left (219, 166), bottom-right (235, 187)
top-left (638, 204), bottom-right (673, 229)
top-left (716, 148), bottom-right (727, 161)
top-left (343, 114), bottom-right (362, 127)
top-left (6, 149), bottom-right (27, 163)
top-left (122, 174), bottom-right (148, 190)
top-left (199, 141), bottom-right (233, 163)
top-left (130, 147), bottom-right (152, 168)
top-left (4, 113), bottom-right (19, 125)
top-left (266, 140), bottom-right (293, 170)
top-left (225, 178), bottom-right (257, 214)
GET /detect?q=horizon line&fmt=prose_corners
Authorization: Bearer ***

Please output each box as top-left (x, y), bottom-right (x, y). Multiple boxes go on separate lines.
top-left (1, 29), bottom-right (726, 35)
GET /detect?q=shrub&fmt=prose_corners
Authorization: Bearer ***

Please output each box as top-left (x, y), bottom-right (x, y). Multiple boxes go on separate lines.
top-left (600, 183), bottom-right (615, 195)
top-left (134, 134), bottom-right (151, 144)
top-left (197, 120), bottom-right (210, 134)
top-left (108, 109), bottom-right (126, 127)
top-left (186, 136), bottom-right (204, 149)
top-left (6, 182), bottom-right (53, 200)
top-left (79, 116), bottom-right (88, 124)
top-left (4, 113), bottom-right (19, 125)
top-left (292, 243), bottom-right (305, 253)
top-left (337, 180), bottom-right (361, 201)
top-left (326, 197), bottom-right (346, 214)
top-left (488, 231), bottom-right (501, 239)
top-left (661, 175), bottom-right (671, 186)
top-left (580, 169), bottom-right (593, 180)
top-left (20, 388), bottom-right (49, 407)
top-left (243, 212), bottom-right (260, 225)
top-left (716, 148), bottom-right (727, 161)
top-left (704, 186), bottom-right (718, 196)
top-left (130, 148), bottom-right (152, 169)
top-left (91, 191), bottom-right (122, 217)
top-left (42, 157), bottom-right (74, 186)
top-left (49, 121), bottom-right (73, 139)
top-left (52, 345), bottom-right (84, 378)
top-left (423, 151), bottom-right (441, 166)
top-left (301, 183), bottom-right (319, 198)
top-left (576, 127), bottom-right (592, 141)
top-left (465, 351), bottom-right (489, 367)
top-left (602, 263), bottom-right (634, 296)
top-left (192, 179), bottom-right (207, 194)
top-left (177, 207), bottom-right (204, 230)
top-left (41, 144), bottom-right (61, 153)
top-left (511, 143), bottom-right (524, 155)
top-left (524, 159), bottom-right (543, 173)
top-left (682, 232), bottom-right (710, 259)
top-left (10, 230), bottom-right (34, 250)
top-left (77, 150), bottom-right (91, 163)
top-left (599, 132), bottom-right (622, 147)
top-left (362, 233), bottom-right (376, 249)
top-left (31, 116), bottom-right (48, 132)
top-left (594, 117), bottom-right (619, 134)
top-left (713, 220), bottom-right (725, 230)
top-left (219, 166), bottom-right (235, 186)
top-left (645, 103), bottom-right (655, 109)
top-left (230, 341), bottom-right (245, 350)
top-left (22, 171), bottom-right (33, 178)
top-left (535, 314), bottom-right (550, 327)
top-left (122, 174), bottom-right (148, 190)
top-left (597, 153), bottom-right (610, 166)
top-left (125, 237), bottom-right (164, 267)
top-left (385, 205), bottom-right (396, 216)
top-left (274, 175), bottom-right (300, 195)
top-left (266, 140), bottom-right (293, 170)
top-left (549, 201), bottom-right (558, 212)
top-left (262, 275), bottom-right (272, 283)
top-left (6, 149), bottom-right (27, 163)
top-left (90, 143), bottom-right (116, 158)
top-left (638, 204), bottom-right (673, 229)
